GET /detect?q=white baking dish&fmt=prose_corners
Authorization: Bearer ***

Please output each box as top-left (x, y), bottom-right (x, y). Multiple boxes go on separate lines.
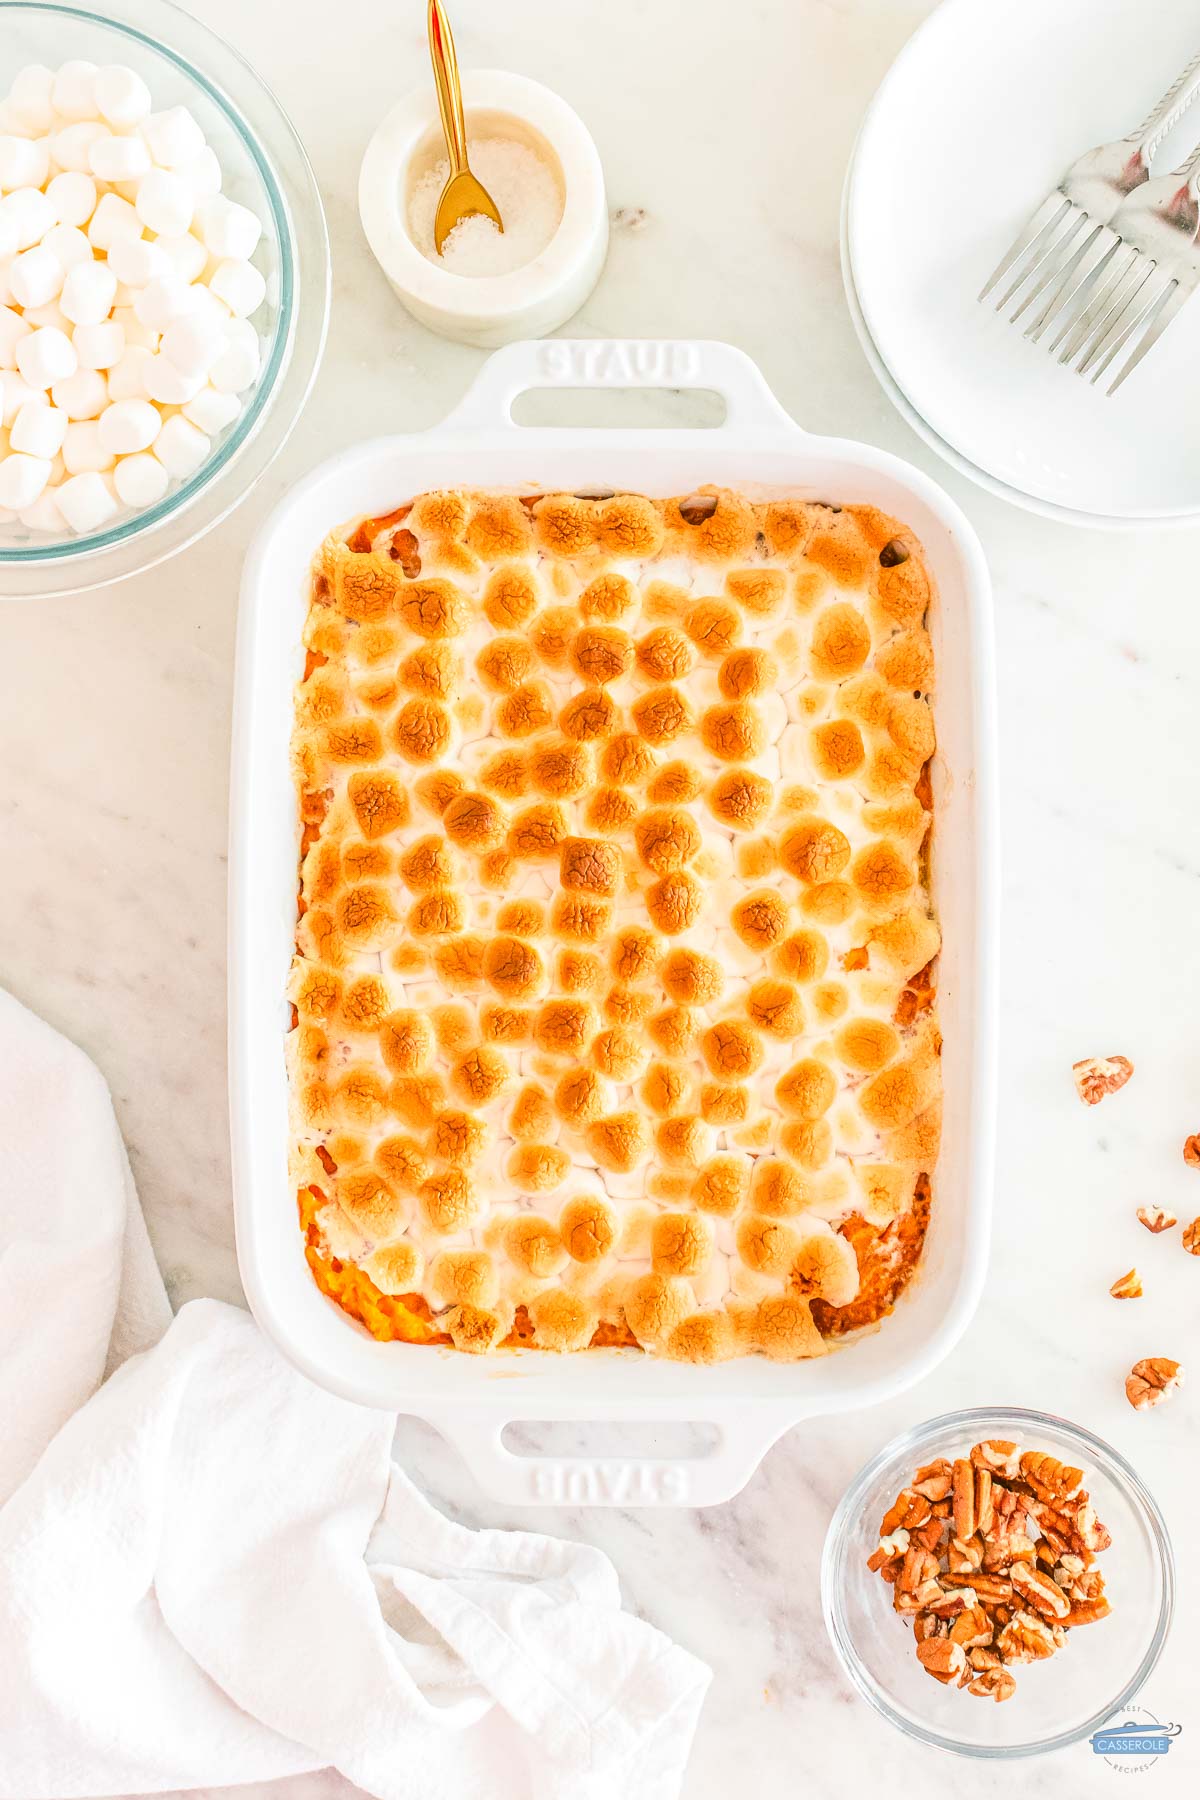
top-left (230, 339), bottom-right (997, 1507)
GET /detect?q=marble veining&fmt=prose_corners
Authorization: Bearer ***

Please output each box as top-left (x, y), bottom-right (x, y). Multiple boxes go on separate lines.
top-left (1, 0), bottom-right (1196, 1794)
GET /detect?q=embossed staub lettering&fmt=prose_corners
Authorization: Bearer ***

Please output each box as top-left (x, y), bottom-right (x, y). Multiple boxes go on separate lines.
top-left (538, 340), bottom-right (700, 385)
top-left (529, 1461), bottom-right (691, 1504)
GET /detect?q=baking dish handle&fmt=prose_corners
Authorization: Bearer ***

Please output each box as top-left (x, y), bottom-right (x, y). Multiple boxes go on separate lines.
top-left (430, 1407), bottom-right (797, 1507)
top-left (438, 338), bottom-right (802, 437)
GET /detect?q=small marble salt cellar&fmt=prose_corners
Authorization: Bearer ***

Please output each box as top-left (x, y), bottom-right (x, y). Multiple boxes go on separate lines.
top-left (358, 70), bottom-right (607, 348)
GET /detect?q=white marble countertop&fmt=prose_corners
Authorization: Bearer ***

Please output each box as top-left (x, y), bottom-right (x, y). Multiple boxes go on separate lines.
top-left (4, 0), bottom-right (1198, 1793)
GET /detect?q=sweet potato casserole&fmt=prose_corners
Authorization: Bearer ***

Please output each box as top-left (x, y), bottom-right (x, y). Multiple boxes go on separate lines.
top-left (287, 487), bottom-right (940, 1359)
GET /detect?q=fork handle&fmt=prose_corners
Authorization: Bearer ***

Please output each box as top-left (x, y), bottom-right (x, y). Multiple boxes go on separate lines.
top-left (1133, 49), bottom-right (1200, 161)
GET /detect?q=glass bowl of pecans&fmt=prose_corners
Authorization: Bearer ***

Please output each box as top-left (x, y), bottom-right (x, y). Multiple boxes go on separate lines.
top-left (822, 1407), bottom-right (1174, 1757)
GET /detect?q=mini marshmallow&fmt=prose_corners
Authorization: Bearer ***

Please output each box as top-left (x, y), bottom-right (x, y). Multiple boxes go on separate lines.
top-left (94, 65), bottom-right (152, 129)
top-left (196, 195), bottom-right (263, 262)
top-left (19, 485), bottom-right (64, 533)
top-left (160, 310), bottom-right (222, 378)
top-left (72, 319), bottom-right (124, 369)
top-left (0, 450), bottom-right (50, 509)
top-left (183, 144), bottom-right (222, 200)
top-left (21, 299), bottom-right (70, 331)
top-left (61, 259), bottom-right (117, 326)
top-left (208, 257), bottom-right (266, 319)
top-left (10, 399), bottom-right (67, 458)
top-left (51, 367), bottom-right (108, 419)
top-left (0, 134), bottom-right (50, 190)
top-left (108, 235), bottom-right (170, 286)
top-left (142, 352), bottom-right (204, 405)
top-left (134, 273), bottom-right (198, 331)
top-left (154, 232), bottom-right (207, 283)
top-left (62, 419), bottom-right (114, 474)
top-left (51, 61), bottom-right (99, 121)
top-left (89, 133), bottom-right (150, 183)
top-left (0, 186), bottom-right (56, 251)
top-left (209, 321), bottom-right (259, 394)
top-left (15, 324), bottom-right (77, 389)
top-left (0, 370), bottom-right (42, 425)
top-left (50, 122), bottom-right (110, 174)
top-left (0, 304), bottom-right (29, 369)
top-left (106, 344), bottom-right (154, 401)
top-left (98, 397), bottom-right (160, 454)
top-left (182, 384), bottom-right (240, 435)
top-left (142, 106), bottom-right (205, 171)
top-left (113, 450), bottom-right (168, 508)
top-left (87, 191), bottom-right (141, 251)
top-left (152, 412), bottom-right (209, 478)
top-left (7, 66), bottom-right (55, 134)
top-left (44, 171), bottom-right (96, 228)
top-left (135, 168), bottom-right (193, 237)
top-left (8, 242), bottom-right (63, 308)
top-left (42, 221), bottom-right (92, 268)
top-left (56, 468), bottom-right (119, 533)
top-left (110, 305), bottom-right (160, 351)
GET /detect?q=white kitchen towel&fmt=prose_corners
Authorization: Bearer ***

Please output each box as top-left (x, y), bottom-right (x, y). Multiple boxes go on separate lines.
top-left (0, 990), bottom-right (710, 1800)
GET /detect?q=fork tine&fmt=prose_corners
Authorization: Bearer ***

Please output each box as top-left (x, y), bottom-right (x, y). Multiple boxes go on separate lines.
top-left (1022, 223), bottom-right (1110, 337)
top-left (994, 206), bottom-right (1090, 313)
top-left (979, 194), bottom-right (1072, 302)
top-left (1008, 214), bottom-right (1095, 322)
top-left (1076, 261), bottom-right (1157, 372)
top-left (1105, 279), bottom-right (1184, 392)
top-left (1053, 246), bottom-right (1140, 359)
top-left (1087, 271), bottom-right (1174, 380)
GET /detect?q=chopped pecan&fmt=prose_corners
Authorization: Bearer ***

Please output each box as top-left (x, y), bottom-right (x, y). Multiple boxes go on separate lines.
top-left (968, 1647), bottom-right (1002, 1671)
top-left (967, 1666), bottom-right (1016, 1702)
top-left (997, 1610), bottom-right (1058, 1663)
top-left (916, 1637), bottom-right (968, 1685)
top-left (877, 1529), bottom-right (910, 1559)
top-left (912, 1460), bottom-right (953, 1502)
top-left (1110, 1268), bottom-right (1143, 1298)
top-left (1137, 1204), bottom-right (1176, 1234)
top-left (913, 1610), bottom-right (944, 1642)
top-left (1062, 1596), bottom-right (1112, 1627)
top-left (1183, 1134), bottom-right (1200, 1166)
top-left (949, 1603), bottom-right (993, 1648)
top-left (951, 1458), bottom-right (977, 1538)
top-left (1072, 1054), bottom-right (1133, 1104)
top-left (1020, 1451), bottom-right (1083, 1508)
top-left (1126, 1357), bottom-right (1184, 1411)
top-left (1010, 1561), bottom-right (1071, 1620)
top-left (1183, 1218), bottom-right (1200, 1255)
top-left (970, 1439), bottom-right (1022, 1480)
top-left (880, 1488), bottom-right (932, 1534)
top-left (948, 1534), bottom-right (984, 1575)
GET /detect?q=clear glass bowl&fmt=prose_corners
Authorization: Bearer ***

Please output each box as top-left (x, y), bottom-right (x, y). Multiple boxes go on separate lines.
top-left (0, 0), bottom-right (330, 597)
top-left (822, 1406), bottom-right (1174, 1758)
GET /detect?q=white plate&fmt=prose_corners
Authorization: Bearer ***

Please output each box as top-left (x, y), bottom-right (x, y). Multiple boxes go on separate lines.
top-left (230, 339), bottom-right (997, 1507)
top-left (848, 0), bottom-right (1200, 523)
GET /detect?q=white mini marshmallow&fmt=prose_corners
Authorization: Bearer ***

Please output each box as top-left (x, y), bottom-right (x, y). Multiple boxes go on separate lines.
top-left (108, 235), bottom-right (170, 287)
top-left (10, 398), bottom-right (67, 457)
top-left (51, 121), bottom-right (110, 174)
top-left (209, 320), bottom-right (259, 394)
top-left (0, 133), bottom-right (50, 190)
top-left (152, 412), bottom-right (209, 477)
top-left (51, 366), bottom-right (107, 419)
top-left (142, 106), bottom-right (205, 170)
top-left (8, 242), bottom-right (63, 307)
top-left (72, 319), bottom-right (125, 369)
top-left (62, 418), bottom-right (114, 474)
top-left (154, 231), bottom-right (206, 283)
top-left (0, 450), bottom-right (50, 508)
top-left (195, 195), bottom-right (263, 262)
top-left (19, 485), bottom-right (64, 533)
top-left (51, 61), bottom-right (99, 121)
top-left (106, 344), bottom-right (154, 401)
top-left (60, 258), bottom-right (117, 325)
top-left (44, 170), bottom-right (96, 227)
top-left (0, 303), bottom-right (29, 369)
top-left (135, 167), bottom-right (193, 237)
top-left (0, 370), bottom-right (42, 424)
top-left (89, 133), bottom-right (150, 183)
top-left (134, 273), bottom-right (198, 331)
top-left (7, 65), bottom-right (55, 134)
top-left (113, 450), bottom-right (168, 508)
top-left (21, 299), bottom-right (69, 331)
top-left (94, 65), bottom-right (152, 129)
top-left (160, 309), bottom-right (221, 377)
top-left (0, 186), bottom-right (56, 250)
top-left (98, 396), bottom-right (160, 454)
top-left (87, 191), bottom-right (141, 251)
top-left (182, 384), bottom-right (240, 435)
top-left (183, 144), bottom-right (222, 199)
top-left (142, 352), bottom-right (203, 405)
top-left (110, 305), bottom-right (159, 351)
top-left (56, 468), bottom-right (118, 532)
top-left (208, 257), bottom-right (265, 319)
top-left (15, 324), bottom-right (76, 389)
top-left (42, 221), bottom-right (92, 267)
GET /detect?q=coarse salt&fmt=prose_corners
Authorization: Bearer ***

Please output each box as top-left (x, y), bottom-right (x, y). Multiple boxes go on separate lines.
top-left (408, 137), bottom-right (563, 277)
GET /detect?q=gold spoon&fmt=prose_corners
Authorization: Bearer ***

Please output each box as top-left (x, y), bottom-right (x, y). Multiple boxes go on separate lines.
top-left (427, 0), bottom-right (504, 254)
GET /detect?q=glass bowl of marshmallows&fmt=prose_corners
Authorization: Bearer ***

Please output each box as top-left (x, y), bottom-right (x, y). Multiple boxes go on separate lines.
top-left (0, 0), bottom-right (330, 596)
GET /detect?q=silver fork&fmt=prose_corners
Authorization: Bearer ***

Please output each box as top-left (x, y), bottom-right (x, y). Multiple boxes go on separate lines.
top-left (1048, 144), bottom-right (1200, 392)
top-left (979, 49), bottom-right (1200, 320)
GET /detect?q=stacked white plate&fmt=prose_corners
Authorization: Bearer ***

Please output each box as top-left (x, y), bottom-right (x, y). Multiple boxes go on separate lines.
top-left (842, 0), bottom-right (1200, 529)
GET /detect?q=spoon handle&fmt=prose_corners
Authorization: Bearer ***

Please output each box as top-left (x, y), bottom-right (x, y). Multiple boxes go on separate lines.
top-left (428, 0), bottom-right (469, 177)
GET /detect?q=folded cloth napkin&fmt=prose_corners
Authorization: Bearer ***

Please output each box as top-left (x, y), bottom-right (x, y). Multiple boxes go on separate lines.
top-left (0, 990), bottom-right (710, 1800)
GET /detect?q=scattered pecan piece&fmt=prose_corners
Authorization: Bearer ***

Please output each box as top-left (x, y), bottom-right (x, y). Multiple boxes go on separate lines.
top-left (970, 1439), bottom-right (1021, 1479)
top-left (1126, 1357), bottom-right (1184, 1410)
top-left (967, 1666), bottom-right (1016, 1702)
top-left (1110, 1268), bottom-right (1143, 1298)
top-left (1020, 1451), bottom-right (1083, 1507)
top-left (1011, 1561), bottom-right (1071, 1620)
top-left (1183, 1218), bottom-right (1200, 1255)
top-left (997, 1610), bottom-right (1058, 1663)
top-left (1137, 1205), bottom-right (1176, 1234)
top-left (916, 1637), bottom-right (967, 1685)
top-left (1062, 1596), bottom-right (1112, 1627)
top-left (1183, 1134), bottom-right (1200, 1166)
top-left (1072, 1055), bottom-right (1133, 1105)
